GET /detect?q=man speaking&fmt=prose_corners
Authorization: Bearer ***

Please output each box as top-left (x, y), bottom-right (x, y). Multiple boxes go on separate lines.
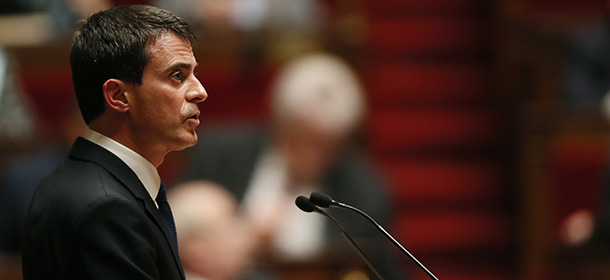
top-left (21, 5), bottom-right (207, 279)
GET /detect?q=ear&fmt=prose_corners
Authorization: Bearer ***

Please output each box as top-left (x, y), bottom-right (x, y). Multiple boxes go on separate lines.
top-left (102, 79), bottom-right (129, 113)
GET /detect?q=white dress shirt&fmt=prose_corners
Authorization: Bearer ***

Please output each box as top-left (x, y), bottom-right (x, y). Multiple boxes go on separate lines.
top-left (241, 147), bottom-right (325, 260)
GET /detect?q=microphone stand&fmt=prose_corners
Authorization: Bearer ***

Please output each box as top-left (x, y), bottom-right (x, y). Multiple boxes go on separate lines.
top-left (295, 196), bottom-right (384, 280)
top-left (310, 192), bottom-right (439, 280)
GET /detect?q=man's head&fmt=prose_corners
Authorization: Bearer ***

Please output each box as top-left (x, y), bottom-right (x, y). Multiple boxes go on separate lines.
top-left (169, 180), bottom-right (255, 280)
top-left (270, 53), bottom-right (365, 183)
top-left (71, 5), bottom-right (196, 125)
top-left (71, 5), bottom-right (207, 165)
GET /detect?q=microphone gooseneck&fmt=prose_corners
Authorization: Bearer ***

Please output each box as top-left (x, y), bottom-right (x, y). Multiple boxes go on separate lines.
top-left (309, 192), bottom-right (439, 280)
top-left (294, 196), bottom-right (384, 280)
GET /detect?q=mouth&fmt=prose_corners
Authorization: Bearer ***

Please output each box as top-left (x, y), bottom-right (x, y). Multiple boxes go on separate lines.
top-left (186, 112), bottom-right (200, 124)
top-left (188, 111), bottom-right (199, 119)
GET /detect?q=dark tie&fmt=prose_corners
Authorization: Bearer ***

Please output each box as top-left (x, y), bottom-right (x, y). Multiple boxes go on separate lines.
top-left (156, 182), bottom-right (178, 249)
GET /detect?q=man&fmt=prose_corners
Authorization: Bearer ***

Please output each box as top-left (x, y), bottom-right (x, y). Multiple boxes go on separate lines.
top-left (21, 5), bottom-right (207, 280)
top-left (169, 180), bottom-right (258, 280)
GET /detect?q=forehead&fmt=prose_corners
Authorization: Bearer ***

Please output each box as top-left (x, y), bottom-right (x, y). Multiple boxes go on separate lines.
top-left (146, 32), bottom-right (195, 67)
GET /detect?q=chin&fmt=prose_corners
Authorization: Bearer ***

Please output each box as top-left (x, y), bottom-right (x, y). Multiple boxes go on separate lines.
top-left (173, 133), bottom-right (198, 151)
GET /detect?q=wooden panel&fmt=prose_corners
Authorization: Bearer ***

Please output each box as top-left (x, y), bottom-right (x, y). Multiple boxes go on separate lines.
top-left (549, 135), bottom-right (608, 230)
top-left (383, 160), bottom-right (503, 204)
top-left (394, 210), bottom-right (511, 253)
top-left (369, 109), bottom-right (500, 153)
top-left (368, 17), bottom-right (489, 54)
top-left (368, 62), bottom-right (489, 104)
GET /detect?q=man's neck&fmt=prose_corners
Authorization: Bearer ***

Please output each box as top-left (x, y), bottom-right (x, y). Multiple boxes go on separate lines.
top-left (88, 122), bottom-right (166, 167)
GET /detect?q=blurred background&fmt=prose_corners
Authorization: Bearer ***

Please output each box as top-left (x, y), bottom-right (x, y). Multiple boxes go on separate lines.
top-left (1, 0), bottom-right (610, 279)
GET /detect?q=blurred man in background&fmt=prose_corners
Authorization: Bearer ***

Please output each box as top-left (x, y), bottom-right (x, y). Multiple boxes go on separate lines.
top-left (0, 104), bottom-right (85, 280)
top-left (169, 180), bottom-right (260, 280)
top-left (0, 47), bottom-right (35, 149)
top-left (0, 46), bottom-right (37, 280)
top-left (183, 53), bottom-right (404, 278)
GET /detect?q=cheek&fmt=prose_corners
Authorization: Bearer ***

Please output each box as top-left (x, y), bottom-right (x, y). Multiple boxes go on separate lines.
top-left (135, 88), bottom-right (181, 121)
top-left (135, 100), bottom-right (163, 123)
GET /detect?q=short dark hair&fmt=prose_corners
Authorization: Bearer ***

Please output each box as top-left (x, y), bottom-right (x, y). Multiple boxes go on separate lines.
top-left (70, 5), bottom-right (196, 125)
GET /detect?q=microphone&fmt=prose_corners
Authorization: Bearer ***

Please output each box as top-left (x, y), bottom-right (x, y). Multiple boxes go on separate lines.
top-left (309, 192), bottom-right (439, 280)
top-left (295, 196), bottom-right (384, 280)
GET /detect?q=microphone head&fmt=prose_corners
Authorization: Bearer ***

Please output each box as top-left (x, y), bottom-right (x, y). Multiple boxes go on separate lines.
top-left (310, 192), bottom-right (332, 208)
top-left (295, 196), bottom-right (317, 213)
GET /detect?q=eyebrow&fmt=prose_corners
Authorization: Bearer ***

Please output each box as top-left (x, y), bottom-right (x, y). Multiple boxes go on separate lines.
top-left (166, 62), bottom-right (199, 73)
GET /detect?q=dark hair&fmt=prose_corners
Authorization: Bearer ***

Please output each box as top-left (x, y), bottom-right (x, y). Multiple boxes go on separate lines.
top-left (70, 5), bottom-right (196, 124)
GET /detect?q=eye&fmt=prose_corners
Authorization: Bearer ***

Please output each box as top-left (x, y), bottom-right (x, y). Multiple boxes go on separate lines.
top-left (171, 71), bottom-right (184, 82)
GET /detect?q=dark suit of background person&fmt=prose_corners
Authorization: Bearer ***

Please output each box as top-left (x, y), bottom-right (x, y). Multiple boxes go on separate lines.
top-left (0, 45), bottom-right (38, 280)
top-left (21, 5), bottom-right (207, 280)
top-left (182, 54), bottom-right (405, 279)
top-left (0, 101), bottom-right (85, 280)
top-left (0, 147), bottom-right (67, 280)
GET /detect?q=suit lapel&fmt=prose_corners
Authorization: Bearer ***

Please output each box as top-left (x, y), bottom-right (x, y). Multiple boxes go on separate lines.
top-left (69, 137), bottom-right (185, 279)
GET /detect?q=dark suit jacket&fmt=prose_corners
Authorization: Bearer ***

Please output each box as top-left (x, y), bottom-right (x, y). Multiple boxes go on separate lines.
top-left (183, 125), bottom-right (405, 279)
top-left (22, 137), bottom-right (185, 280)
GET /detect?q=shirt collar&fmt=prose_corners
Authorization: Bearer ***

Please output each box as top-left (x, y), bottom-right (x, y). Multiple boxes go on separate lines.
top-left (84, 129), bottom-right (160, 207)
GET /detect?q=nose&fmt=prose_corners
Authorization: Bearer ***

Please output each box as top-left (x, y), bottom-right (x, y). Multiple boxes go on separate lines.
top-left (187, 76), bottom-right (208, 103)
